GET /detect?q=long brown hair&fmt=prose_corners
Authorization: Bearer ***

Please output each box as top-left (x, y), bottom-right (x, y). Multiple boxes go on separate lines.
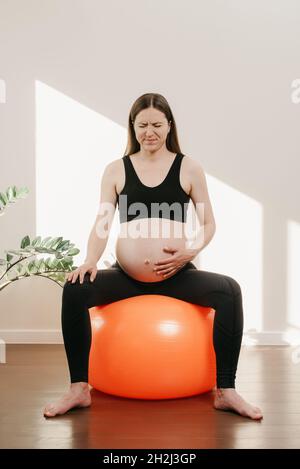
top-left (124, 93), bottom-right (182, 156)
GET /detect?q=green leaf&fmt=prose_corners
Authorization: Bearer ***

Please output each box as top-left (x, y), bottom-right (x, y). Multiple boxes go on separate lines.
top-left (35, 259), bottom-right (43, 271)
top-left (6, 253), bottom-right (13, 262)
top-left (56, 240), bottom-right (70, 251)
top-left (51, 258), bottom-right (60, 268)
top-left (20, 235), bottom-right (31, 248)
top-left (31, 261), bottom-right (40, 274)
top-left (27, 261), bottom-right (35, 273)
top-left (40, 236), bottom-right (52, 247)
top-left (17, 264), bottom-right (27, 275)
top-left (50, 237), bottom-right (63, 249)
top-left (33, 247), bottom-right (46, 253)
top-left (62, 256), bottom-right (73, 265)
top-left (56, 272), bottom-right (68, 283)
top-left (66, 248), bottom-right (80, 256)
top-left (44, 238), bottom-right (55, 248)
top-left (31, 236), bottom-right (42, 247)
top-left (60, 258), bottom-right (70, 269)
top-left (58, 260), bottom-right (66, 269)
top-left (7, 186), bottom-right (15, 201)
top-left (16, 187), bottom-right (29, 198)
top-left (45, 272), bottom-right (65, 284)
top-left (0, 192), bottom-right (8, 206)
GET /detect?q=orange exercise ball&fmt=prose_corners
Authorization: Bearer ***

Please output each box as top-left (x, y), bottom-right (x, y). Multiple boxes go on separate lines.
top-left (88, 295), bottom-right (216, 400)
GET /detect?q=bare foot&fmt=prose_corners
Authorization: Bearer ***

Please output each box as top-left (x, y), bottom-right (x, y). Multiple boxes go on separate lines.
top-left (43, 382), bottom-right (91, 418)
top-left (213, 388), bottom-right (263, 420)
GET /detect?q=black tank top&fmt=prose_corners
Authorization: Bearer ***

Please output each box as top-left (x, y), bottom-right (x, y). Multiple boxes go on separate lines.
top-left (116, 152), bottom-right (191, 223)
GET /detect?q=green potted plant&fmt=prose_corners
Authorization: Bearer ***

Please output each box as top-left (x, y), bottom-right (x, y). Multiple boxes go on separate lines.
top-left (0, 185), bottom-right (79, 291)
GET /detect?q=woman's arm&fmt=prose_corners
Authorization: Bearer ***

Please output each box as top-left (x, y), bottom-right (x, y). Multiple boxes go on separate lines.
top-left (84, 161), bottom-right (118, 264)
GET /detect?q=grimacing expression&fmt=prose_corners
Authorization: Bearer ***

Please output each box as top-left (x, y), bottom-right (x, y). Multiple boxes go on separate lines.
top-left (133, 108), bottom-right (171, 149)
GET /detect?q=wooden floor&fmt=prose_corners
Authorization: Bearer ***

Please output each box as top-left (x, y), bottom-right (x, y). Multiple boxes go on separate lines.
top-left (0, 344), bottom-right (300, 449)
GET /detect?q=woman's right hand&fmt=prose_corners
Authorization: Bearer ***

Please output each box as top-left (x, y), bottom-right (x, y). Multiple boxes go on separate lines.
top-left (66, 262), bottom-right (98, 284)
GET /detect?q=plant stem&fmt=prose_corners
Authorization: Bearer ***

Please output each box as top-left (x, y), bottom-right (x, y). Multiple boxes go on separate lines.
top-left (0, 270), bottom-right (70, 291)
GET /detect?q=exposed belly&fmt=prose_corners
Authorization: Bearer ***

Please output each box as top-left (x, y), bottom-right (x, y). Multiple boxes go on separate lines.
top-left (115, 218), bottom-right (189, 282)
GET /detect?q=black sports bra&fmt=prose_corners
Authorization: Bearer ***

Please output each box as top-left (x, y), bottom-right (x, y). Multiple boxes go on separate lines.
top-left (116, 153), bottom-right (191, 224)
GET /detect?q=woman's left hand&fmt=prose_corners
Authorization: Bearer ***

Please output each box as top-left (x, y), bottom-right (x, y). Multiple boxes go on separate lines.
top-left (153, 246), bottom-right (198, 279)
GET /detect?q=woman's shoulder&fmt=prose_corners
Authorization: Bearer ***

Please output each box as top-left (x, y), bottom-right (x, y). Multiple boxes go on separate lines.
top-left (106, 157), bottom-right (125, 170)
top-left (181, 154), bottom-right (204, 173)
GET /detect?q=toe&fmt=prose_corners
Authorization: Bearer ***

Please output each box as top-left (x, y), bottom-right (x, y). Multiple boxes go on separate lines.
top-left (43, 406), bottom-right (55, 417)
top-left (44, 410), bottom-right (56, 417)
top-left (254, 406), bottom-right (263, 415)
top-left (252, 409), bottom-right (263, 419)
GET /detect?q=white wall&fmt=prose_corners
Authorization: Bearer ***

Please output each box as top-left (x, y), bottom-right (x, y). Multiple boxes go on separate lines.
top-left (0, 0), bottom-right (299, 345)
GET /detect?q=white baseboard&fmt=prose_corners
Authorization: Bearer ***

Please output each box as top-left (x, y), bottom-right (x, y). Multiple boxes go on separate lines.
top-left (243, 331), bottom-right (300, 346)
top-left (0, 329), bottom-right (63, 344)
top-left (0, 329), bottom-right (300, 345)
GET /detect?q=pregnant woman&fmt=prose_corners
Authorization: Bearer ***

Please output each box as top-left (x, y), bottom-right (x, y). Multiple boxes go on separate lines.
top-left (43, 93), bottom-right (263, 420)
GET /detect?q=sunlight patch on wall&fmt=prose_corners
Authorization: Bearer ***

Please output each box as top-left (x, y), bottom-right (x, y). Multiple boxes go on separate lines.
top-left (199, 174), bottom-right (263, 333)
top-left (35, 80), bottom-right (125, 269)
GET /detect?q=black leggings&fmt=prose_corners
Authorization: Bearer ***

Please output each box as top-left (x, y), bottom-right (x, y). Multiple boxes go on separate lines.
top-left (61, 261), bottom-right (244, 389)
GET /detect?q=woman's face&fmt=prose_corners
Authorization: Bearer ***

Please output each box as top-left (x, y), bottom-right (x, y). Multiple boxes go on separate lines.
top-left (133, 107), bottom-right (171, 151)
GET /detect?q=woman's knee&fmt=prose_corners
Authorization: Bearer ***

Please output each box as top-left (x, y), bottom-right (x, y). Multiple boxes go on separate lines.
top-left (62, 274), bottom-right (92, 300)
top-left (223, 275), bottom-right (242, 297)
top-left (63, 271), bottom-right (98, 287)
